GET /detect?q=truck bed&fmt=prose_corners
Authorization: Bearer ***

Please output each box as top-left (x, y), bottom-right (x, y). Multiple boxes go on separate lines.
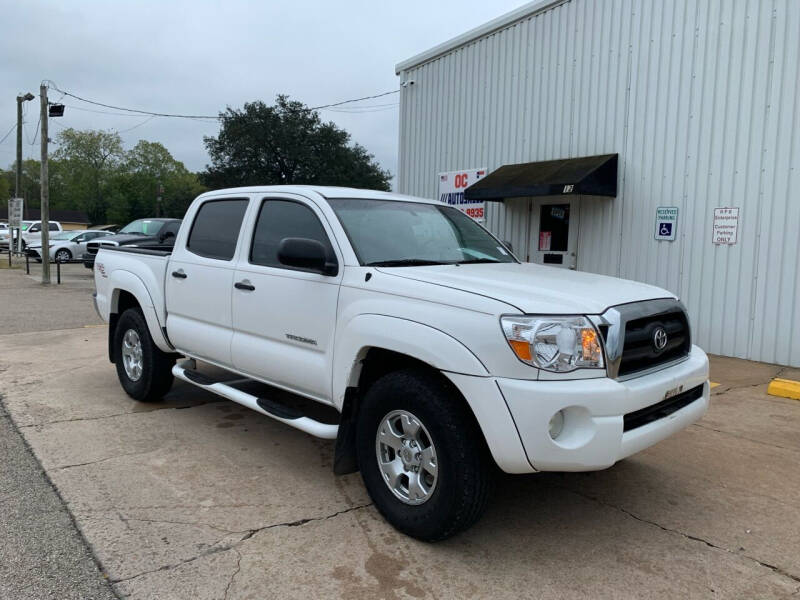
top-left (101, 245), bottom-right (174, 257)
top-left (94, 245), bottom-right (172, 331)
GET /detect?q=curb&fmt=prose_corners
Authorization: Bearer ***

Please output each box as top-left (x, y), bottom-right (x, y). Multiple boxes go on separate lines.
top-left (767, 378), bottom-right (800, 401)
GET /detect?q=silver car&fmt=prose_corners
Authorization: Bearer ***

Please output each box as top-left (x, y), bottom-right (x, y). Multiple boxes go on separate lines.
top-left (26, 230), bottom-right (114, 262)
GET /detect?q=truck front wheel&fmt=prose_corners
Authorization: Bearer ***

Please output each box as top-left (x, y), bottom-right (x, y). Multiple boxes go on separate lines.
top-left (356, 369), bottom-right (492, 541)
top-left (114, 308), bottom-right (174, 402)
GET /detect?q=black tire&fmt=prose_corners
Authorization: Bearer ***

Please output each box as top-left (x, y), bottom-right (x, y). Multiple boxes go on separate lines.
top-left (54, 248), bottom-right (72, 262)
top-left (356, 369), bottom-right (492, 541)
top-left (114, 308), bottom-right (174, 402)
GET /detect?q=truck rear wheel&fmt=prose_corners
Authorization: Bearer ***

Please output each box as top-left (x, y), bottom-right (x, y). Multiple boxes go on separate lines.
top-left (356, 369), bottom-right (492, 541)
top-left (114, 308), bottom-right (174, 402)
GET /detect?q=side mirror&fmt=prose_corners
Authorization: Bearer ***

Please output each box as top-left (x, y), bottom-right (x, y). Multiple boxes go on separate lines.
top-left (277, 237), bottom-right (338, 276)
top-left (503, 240), bottom-right (514, 253)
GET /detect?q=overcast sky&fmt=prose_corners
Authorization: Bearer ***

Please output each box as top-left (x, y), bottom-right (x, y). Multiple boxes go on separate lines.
top-left (1, 0), bottom-right (526, 187)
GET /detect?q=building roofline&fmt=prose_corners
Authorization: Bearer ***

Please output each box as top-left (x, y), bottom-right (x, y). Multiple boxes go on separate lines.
top-left (395, 0), bottom-right (568, 74)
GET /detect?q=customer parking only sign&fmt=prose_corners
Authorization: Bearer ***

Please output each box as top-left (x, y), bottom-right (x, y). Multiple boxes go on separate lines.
top-left (654, 206), bottom-right (678, 241)
top-left (438, 168), bottom-right (487, 221)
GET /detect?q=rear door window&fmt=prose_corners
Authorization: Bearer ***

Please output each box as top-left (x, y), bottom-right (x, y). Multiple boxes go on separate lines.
top-left (187, 199), bottom-right (249, 260)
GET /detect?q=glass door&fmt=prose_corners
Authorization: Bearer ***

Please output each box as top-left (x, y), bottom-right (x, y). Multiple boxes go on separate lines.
top-left (528, 199), bottom-right (578, 269)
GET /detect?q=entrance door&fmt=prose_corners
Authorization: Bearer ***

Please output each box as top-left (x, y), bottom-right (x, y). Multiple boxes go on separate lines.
top-left (528, 199), bottom-right (578, 269)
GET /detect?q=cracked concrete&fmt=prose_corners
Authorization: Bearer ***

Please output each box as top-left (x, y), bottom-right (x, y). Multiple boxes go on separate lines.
top-left (1, 266), bottom-right (800, 598)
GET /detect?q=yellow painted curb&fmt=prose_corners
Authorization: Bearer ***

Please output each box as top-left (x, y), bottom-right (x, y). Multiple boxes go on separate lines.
top-left (767, 378), bottom-right (800, 401)
top-left (710, 382), bottom-right (720, 389)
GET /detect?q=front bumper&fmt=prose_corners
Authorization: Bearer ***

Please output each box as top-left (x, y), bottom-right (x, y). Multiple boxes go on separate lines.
top-left (496, 345), bottom-right (709, 472)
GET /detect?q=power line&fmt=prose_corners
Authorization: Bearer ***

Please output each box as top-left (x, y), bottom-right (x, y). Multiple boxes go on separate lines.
top-left (116, 115), bottom-right (157, 134)
top-left (0, 123), bottom-right (16, 145)
top-left (29, 114), bottom-right (42, 145)
top-left (47, 83), bottom-right (400, 120)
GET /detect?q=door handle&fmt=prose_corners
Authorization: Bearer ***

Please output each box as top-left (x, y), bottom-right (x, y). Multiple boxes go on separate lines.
top-left (234, 280), bottom-right (255, 291)
top-left (171, 270), bottom-right (187, 279)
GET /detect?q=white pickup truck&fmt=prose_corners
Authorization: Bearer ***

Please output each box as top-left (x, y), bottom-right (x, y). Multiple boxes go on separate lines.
top-left (93, 186), bottom-right (709, 540)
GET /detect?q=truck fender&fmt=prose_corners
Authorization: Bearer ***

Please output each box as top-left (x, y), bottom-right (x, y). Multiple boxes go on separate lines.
top-left (332, 314), bottom-right (488, 407)
top-left (108, 270), bottom-right (173, 353)
top-left (331, 314), bottom-right (532, 475)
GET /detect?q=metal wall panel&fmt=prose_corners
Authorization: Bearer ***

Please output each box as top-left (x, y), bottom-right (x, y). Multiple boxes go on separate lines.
top-left (397, 0), bottom-right (800, 366)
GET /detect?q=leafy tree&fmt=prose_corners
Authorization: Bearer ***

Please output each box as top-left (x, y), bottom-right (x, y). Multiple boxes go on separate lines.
top-left (1, 160), bottom-right (42, 204)
top-left (0, 171), bottom-right (8, 201)
top-left (52, 128), bottom-right (125, 223)
top-left (202, 95), bottom-right (391, 191)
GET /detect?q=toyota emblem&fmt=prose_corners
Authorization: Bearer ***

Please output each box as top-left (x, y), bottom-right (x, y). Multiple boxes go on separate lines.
top-left (653, 327), bottom-right (668, 352)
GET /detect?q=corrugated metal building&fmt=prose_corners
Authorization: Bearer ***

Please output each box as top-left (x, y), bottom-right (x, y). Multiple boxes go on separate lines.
top-left (395, 0), bottom-right (800, 366)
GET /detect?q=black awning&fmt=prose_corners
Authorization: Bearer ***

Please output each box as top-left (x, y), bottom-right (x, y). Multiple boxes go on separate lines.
top-left (464, 153), bottom-right (618, 201)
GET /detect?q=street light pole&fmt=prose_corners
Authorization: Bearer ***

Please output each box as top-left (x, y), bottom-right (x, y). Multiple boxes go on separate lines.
top-left (15, 92), bottom-right (34, 255)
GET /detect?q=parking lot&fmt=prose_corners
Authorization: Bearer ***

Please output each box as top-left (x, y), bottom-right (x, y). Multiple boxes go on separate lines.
top-left (0, 262), bottom-right (799, 599)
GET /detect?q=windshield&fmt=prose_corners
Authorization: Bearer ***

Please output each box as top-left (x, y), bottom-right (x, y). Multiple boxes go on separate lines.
top-left (119, 219), bottom-right (163, 235)
top-left (328, 199), bottom-right (516, 266)
top-left (21, 221), bottom-right (33, 231)
top-left (51, 231), bottom-right (77, 240)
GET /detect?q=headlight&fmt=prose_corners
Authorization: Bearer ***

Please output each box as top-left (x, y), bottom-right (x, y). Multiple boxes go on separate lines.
top-left (501, 315), bottom-right (604, 372)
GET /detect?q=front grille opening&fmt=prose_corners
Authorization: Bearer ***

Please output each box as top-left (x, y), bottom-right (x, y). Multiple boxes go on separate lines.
top-left (618, 310), bottom-right (690, 377)
top-left (623, 384), bottom-right (704, 432)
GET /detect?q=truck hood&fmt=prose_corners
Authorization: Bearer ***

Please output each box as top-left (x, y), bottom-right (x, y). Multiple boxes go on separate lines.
top-left (376, 262), bottom-right (675, 314)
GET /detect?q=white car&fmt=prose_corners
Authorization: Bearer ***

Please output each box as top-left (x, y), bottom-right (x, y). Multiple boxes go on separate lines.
top-left (0, 220), bottom-right (62, 251)
top-left (27, 229), bottom-right (114, 262)
top-left (92, 186), bottom-right (710, 541)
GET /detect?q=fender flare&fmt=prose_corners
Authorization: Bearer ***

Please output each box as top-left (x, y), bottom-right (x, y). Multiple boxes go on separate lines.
top-left (331, 314), bottom-right (488, 406)
top-left (108, 270), bottom-right (172, 353)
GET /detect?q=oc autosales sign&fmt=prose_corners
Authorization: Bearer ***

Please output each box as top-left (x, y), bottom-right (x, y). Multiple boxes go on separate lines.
top-left (438, 168), bottom-right (487, 221)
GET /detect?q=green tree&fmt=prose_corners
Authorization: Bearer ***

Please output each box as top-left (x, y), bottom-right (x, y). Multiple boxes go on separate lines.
top-left (120, 140), bottom-right (205, 221)
top-left (202, 95), bottom-right (391, 190)
top-left (52, 128), bottom-right (124, 223)
top-left (1, 160), bottom-right (42, 204)
top-left (0, 170), bottom-right (8, 202)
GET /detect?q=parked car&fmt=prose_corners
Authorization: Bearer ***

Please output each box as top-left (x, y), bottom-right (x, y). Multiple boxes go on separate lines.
top-left (0, 220), bottom-right (34, 250)
top-left (26, 229), bottom-right (115, 263)
top-left (82, 218), bottom-right (181, 269)
top-left (92, 186), bottom-right (710, 541)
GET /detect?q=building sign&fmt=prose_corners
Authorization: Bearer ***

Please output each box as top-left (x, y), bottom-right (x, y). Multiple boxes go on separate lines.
top-left (712, 207), bottom-right (739, 245)
top-left (8, 198), bottom-right (23, 228)
top-left (539, 231), bottom-right (552, 251)
top-left (438, 167), bottom-right (487, 221)
top-left (654, 206), bottom-right (678, 241)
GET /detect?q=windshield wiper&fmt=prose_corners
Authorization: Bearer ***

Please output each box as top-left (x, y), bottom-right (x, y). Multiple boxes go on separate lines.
top-left (456, 258), bottom-right (502, 264)
top-left (365, 259), bottom-right (449, 267)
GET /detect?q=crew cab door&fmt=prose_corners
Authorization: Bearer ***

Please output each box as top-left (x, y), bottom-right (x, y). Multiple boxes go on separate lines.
top-left (231, 195), bottom-right (342, 402)
top-left (165, 197), bottom-right (250, 366)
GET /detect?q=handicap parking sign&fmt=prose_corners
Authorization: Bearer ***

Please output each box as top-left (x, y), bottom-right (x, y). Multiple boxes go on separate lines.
top-left (654, 207), bottom-right (678, 241)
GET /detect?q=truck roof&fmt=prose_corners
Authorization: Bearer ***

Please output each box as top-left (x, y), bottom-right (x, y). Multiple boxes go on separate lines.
top-left (196, 185), bottom-right (437, 205)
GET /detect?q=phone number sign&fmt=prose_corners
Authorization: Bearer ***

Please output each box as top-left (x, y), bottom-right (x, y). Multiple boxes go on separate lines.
top-left (438, 168), bottom-right (487, 221)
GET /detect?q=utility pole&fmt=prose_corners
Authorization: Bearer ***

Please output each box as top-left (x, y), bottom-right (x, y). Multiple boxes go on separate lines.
top-left (40, 84), bottom-right (50, 284)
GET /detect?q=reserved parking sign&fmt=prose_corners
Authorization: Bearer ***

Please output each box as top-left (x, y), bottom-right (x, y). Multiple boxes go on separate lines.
top-left (654, 207), bottom-right (678, 241)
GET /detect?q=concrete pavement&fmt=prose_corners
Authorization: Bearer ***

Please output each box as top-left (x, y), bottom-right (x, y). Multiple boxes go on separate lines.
top-left (1, 264), bottom-right (799, 599)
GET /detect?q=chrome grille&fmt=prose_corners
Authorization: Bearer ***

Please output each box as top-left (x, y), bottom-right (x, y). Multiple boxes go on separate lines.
top-left (597, 298), bottom-right (692, 379)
